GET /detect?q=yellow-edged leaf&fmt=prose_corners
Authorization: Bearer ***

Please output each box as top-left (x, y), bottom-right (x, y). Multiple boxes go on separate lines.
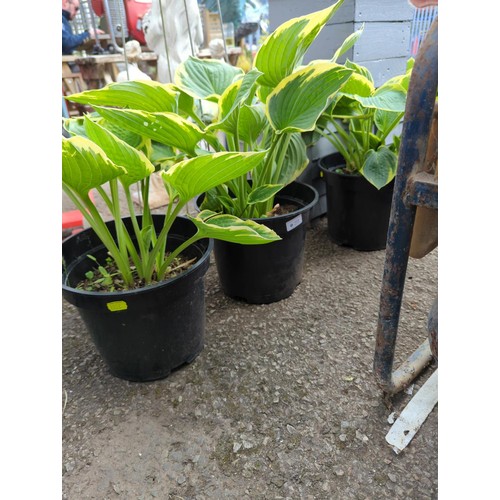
top-left (254, 1), bottom-right (345, 88)
top-left (266, 63), bottom-right (352, 133)
top-left (162, 151), bottom-right (266, 202)
top-left (91, 106), bottom-right (205, 155)
top-left (66, 80), bottom-right (178, 112)
top-left (62, 136), bottom-right (126, 197)
top-left (190, 210), bottom-right (280, 244)
top-left (84, 116), bottom-right (154, 189)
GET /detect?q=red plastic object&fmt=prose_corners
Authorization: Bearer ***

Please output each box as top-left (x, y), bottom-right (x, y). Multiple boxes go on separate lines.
top-left (62, 210), bottom-right (84, 230)
top-left (91, 0), bottom-right (152, 45)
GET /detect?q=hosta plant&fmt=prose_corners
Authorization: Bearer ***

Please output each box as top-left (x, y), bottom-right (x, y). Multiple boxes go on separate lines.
top-left (65, 0), bottom-right (357, 220)
top-left (314, 58), bottom-right (414, 189)
top-left (62, 117), bottom-right (280, 290)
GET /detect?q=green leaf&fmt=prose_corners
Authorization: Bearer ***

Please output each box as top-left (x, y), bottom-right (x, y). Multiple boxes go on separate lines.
top-left (266, 63), bottom-right (352, 133)
top-left (162, 151), bottom-right (267, 203)
top-left (237, 103), bottom-right (267, 145)
top-left (140, 224), bottom-right (154, 250)
top-left (62, 136), bottom-right (126, 197)
top-left (150, 141), bottom-right (177, 165)
top-left (338, 72), bottom-right (374, 98)
top-left (345, 59), bottom-right (374, 84)
top-left (211, 68), bottom-right (262, 134)
top-left (190, 210), bottom-right (281, 245)
top-left (332, 24), bottom-right (365, 63)
top-left (99, 118), bottom-right (144, 148)
top-left (361, 146), bottom-right (398, 189)
top-left (254, 0), bottom-right (345, 88)
top-left (350, 85), bottom-right (407, 112)
top-left (175, 56), bottom-right (244, 101)
top-left (91, 106), bottom-right (205, 155)
top-left (275, 133), bottom-right (309, 185)
top-left (247, 184), bottom-right (284, 205)
top-left (170, 84), bottom-right (196, 117)
top-left (374, 109), bottom-right (403, 139)
top-left (66, 80), bottom-right (179, 112)
top-left (63, 116), bottom-right (89, 138)
top-left (84, 117), bottom-right (155, 189)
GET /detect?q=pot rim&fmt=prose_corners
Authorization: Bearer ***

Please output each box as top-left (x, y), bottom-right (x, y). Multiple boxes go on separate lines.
top-left (196, 181), bottom-right (319, 223)
top-left (62, 217), bottom-right (213, 298)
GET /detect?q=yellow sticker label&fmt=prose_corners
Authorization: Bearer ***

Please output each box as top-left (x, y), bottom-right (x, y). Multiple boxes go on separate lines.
top-left (106, 300), bottom-right (128, 312)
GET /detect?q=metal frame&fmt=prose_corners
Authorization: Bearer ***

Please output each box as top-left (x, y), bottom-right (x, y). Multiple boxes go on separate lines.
top-left (373, 18), bottom-right (438, 395)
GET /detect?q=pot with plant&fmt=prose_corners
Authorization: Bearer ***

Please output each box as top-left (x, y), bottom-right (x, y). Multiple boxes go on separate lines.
top-left (316, 58), bottom-right (414, 251)
top-left (62, 113), bottom-right (280, 381)
top-left (66, 0), bottom-right (359, 303)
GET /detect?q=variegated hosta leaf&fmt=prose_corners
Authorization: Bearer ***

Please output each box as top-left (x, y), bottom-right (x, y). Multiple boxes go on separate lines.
top-left (361, 146), bottom-right (397, 189)
top-left (266, 63), bottom-right (352, 133)
top-left (374, 108), bottom-right (404, 138)
top-left (237, 103), bottom-right (267, 145)
top-left (254, 0), bottom-right (345, 88)
top-left (66, 80), bottom-right (179, 112)
top-left (91, 106), bottom-right (204, 155)
top-left (256, 84), bottom-right (273, 104)
top-left (344, 59), bottom-right (374, 84)
top-left (350, 84), bottom-right (407, 112)
top-left (338, 72), bottom-right (374, 98)
top-left (332, 24), bottom-right (365, 63)
top-left (190, 210), bottom-right (281, 244)
top-left (381, 70), bottom-right (412, 93)
top-left (210, 68), bottom-right (262, 134)
top-left (162, 151), bottom-right (267, 203)
top-left (275, 133), bottom-right (309, 185)
top-left (84, 117), bottom-right (154, 189)
top-left (170, 84), bottom-right (196, 117)
top-left (63, 116), bottom-right (88, 138)
top-left (150, 141), bottom-right (177, 166)
top-left (212, 80), bottom-right (240, 134)
top-left (247, 184), bottom-right (284, 205)
top-left (100, 118), bottom-right (144, 148)
top-left (62, 136), bottom-right (126, 197)
top-left (175, 56), bottom-right (244, 101)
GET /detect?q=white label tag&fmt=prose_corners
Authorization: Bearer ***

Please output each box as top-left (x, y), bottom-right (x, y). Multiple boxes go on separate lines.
top-left (286, 214), bottom-right (303, 232)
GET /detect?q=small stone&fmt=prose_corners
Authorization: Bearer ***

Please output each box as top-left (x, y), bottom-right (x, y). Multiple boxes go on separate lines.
top-left (233, 442), bottom-right (242, 453)
top-left (286, 424), bottom-right (296, 434)
top-left (242, 440), bottom-right (254, 449)
top-left (271, 477), bottom-right (285, 488)
top-left (388, 473), bottom-right (397, 483)
top-left (177, 475), bottom-right (186, 485)
top-left (339, 434), bottom-right (347, 442)
top-left (355, 430), bottom-right (369, 442)
top-left (332, 466), bottom-right (344, 476)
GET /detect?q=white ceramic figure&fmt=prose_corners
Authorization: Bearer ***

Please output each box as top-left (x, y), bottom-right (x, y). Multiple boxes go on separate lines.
top-left (142, 0), bottom-right (204, 83)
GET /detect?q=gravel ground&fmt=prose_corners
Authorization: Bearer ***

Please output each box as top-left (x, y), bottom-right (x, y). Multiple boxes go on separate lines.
top-left (62, 213), bottom-right (438, 499)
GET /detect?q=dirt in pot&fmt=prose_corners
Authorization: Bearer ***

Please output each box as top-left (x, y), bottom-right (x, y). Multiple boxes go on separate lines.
top-left (266, 203), bottom-right (299, 217)
top-left (76, 254), bottom-right (197, 292)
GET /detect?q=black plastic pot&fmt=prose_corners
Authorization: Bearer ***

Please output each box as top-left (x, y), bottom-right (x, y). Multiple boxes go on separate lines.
top-left (208, 181), bottom-right (318, 304)
top-left (62, 216), bottom-right (213, 382)
top-left (319, 152), bottom-right (395, 251)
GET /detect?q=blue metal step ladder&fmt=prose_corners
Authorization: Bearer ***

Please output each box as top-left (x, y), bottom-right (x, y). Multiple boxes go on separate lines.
top-left (373, 18), bottom-right (438, 395)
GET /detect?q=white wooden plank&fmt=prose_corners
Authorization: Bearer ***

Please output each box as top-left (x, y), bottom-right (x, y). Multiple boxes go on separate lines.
top-left (353, 21), bottom-right (412, 60)
top-left (355, 0), bottom-right (414, 22)
top-left (385, 370), bottom-right (438, 454)
top-left (269, 0), bottom-right (354, 30)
